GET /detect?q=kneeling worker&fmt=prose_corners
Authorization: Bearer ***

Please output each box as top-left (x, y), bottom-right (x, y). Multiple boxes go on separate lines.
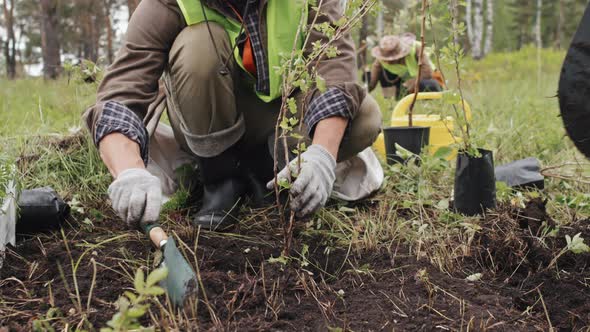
top-left (368, 33), bottom-right (444, 99)
top-left (84, 0), bottom-right (383, 234)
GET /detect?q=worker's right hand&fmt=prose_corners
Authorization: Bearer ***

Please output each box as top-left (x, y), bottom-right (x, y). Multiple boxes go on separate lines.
top-left (108, 168), bottom-right (162, 230)
top-left (267, 144), bottom-right (337, 217)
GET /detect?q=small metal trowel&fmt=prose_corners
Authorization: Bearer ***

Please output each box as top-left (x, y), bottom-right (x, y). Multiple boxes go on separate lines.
top-left (149, 227), bottom-right (197, 308)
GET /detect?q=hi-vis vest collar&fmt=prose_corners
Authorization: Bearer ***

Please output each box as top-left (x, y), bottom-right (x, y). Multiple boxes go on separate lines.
top-left (176, 0), bottom-right (308, 103)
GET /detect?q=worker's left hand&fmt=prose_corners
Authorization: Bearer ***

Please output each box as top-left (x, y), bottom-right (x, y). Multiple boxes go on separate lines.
top-left (108, 168), bottom-right (162, 230)
top-left (267, 144), bottom-right (336, 217)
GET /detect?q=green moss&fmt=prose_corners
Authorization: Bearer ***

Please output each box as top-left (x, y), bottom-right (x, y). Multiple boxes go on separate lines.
top-left (160, 189), bottom-right (191, 215)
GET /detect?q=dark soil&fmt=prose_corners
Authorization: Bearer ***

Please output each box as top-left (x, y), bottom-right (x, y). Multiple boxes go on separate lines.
top-left (1, 199), bottom-right (589, 331)
top-left (469, 198), bottom-right (590, 331)
top-left (0, 212), bottom-right (148, 330)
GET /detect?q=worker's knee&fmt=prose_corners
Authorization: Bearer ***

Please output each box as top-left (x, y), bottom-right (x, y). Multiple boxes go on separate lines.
top-left (339, 94), bottom-right (382, 161)
top-left (169, 23), bottom-right (231, 81)
top-left (356, 94), bottom-right (383, 146)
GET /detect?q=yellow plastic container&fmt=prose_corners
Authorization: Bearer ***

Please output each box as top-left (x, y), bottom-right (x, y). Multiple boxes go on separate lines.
top-left (373, 92), bottom-right (472, 160)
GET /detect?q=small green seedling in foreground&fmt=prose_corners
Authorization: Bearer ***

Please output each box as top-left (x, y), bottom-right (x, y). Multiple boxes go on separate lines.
top-left (548, 232), bottom-right (590, 269)
top-left (394, 143), bottom-right (416, 161)
top-left (101, 267), bottom-right (168, 332)
top-left (31, 308), bottom-right (62, 332)
top-left (68, 195), bottom-right (85, 215)
top-left (565, 233), bottom-right (590, 254)
top-left (267, 254), bottom-right (290, 266)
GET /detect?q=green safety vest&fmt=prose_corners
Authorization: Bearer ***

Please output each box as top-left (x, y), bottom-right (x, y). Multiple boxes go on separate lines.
top-left (176, 0), bottom-right (308, 103)
top-left (380, 42), bottom-right (435, 80)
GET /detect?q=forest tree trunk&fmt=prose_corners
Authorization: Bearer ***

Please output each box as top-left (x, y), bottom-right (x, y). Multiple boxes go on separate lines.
top-left (3, 0), bottom-right (16, 79)
top-left (472, 0), bottom-right (484, 59)
top-left (535, 0), bottom-right (542, 48)
top-left (339, 0), bottom-right (348, 12)
top-left (376, 0), bottom-right (384, 39)
top-left (104, 0), bottom-right (114, 63)
top-left (556, 0), bottom-right (564, 49)
top-left (39, 0), bottom-right (61, 79)
top-left (483, 0), bottom-right (494, 55)
top-left (466, 0), bottom-right (474, 48)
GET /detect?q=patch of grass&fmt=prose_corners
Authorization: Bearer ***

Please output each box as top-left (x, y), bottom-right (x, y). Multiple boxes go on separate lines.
top-left (462, 47), bottom-right (569, 164)
top-left (0, 78), bottom-right (107, 204)
top-left (0, 78), bottom-right (96, 137)
top-left (15, 134), bottom-right (110, 204)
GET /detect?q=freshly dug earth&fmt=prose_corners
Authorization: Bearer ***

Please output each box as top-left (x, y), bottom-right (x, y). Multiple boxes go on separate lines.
top-left (470, 199), bottom-right (590, 331)
top-left (0, 200), bottom-right (589, 331)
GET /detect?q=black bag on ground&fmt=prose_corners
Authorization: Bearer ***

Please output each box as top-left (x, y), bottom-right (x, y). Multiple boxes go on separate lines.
top-left (17, 187), bottom-right (70, 234)
top-left (454, 149), bottom-right (496, 216)
top-left (558, 2), bottom-right (590, 158)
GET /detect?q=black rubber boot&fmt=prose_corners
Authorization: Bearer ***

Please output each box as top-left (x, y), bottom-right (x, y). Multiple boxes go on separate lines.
top-left (240, 143), bottom-right (275, 208)
top-left (193, 149), bottom-right (245, 231)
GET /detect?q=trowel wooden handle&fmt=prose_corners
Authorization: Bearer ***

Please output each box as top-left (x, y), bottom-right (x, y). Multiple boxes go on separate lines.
top-left (149, 226), bottom-right (169, 249)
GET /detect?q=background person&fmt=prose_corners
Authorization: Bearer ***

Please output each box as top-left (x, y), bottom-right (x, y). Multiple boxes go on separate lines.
top-left (368, 33), bottom-right (443, 99)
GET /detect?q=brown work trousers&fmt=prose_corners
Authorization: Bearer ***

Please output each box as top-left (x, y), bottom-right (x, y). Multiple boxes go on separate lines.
top-left (162, 23), bottom-right (381, 162)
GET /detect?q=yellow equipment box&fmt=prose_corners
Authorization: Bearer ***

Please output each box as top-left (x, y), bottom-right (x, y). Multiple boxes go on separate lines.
top-left (373, 92), bottom-right (472, 160)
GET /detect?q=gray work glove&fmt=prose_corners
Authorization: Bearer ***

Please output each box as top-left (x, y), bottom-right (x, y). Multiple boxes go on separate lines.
top-left (108, 168), bottom-right (162, 230)
top-left (267, 144), bottom-right (337, 217)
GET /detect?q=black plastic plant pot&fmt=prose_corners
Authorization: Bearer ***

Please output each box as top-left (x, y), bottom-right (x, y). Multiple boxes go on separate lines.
top-left (454, 148), bottom-right (497, 216)
top-left (16, 187), bottom-right (70, 234)
top-left (383, 126), bottom-right (430, 165)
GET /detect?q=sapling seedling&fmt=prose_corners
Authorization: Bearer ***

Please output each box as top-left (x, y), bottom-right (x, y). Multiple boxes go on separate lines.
top-left (428, 0), bottom-right (477, 156)
top-left (271, 0), bottom-right (379, 257)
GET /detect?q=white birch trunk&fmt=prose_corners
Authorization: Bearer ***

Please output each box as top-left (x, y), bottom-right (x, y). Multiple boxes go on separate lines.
top-left (376, 0), bottom-right (384, 39)
top-left (483, 0), bottom-right (494, 55)
top-left (557, 0), bottom-right (564, 49)
top-left (466, 0), bottom-right (474, 47)
top-left (472, 0), bottom-right (484, 59)
top-left (339, 0), bottom-right (348, 13)
top-left (535, 0), bottom-right (542, 49)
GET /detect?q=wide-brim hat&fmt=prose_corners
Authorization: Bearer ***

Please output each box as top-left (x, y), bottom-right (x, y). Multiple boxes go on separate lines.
top-left (371, 34), bottom-right (415, 62)
top-left (400, 32), bottom-right (417, 44)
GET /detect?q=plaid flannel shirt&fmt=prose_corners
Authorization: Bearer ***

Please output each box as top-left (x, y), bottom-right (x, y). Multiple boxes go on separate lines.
top-left (94, 0), bottom-right (352, 162)
top-left (95, 101), bottom-right (149, 165)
